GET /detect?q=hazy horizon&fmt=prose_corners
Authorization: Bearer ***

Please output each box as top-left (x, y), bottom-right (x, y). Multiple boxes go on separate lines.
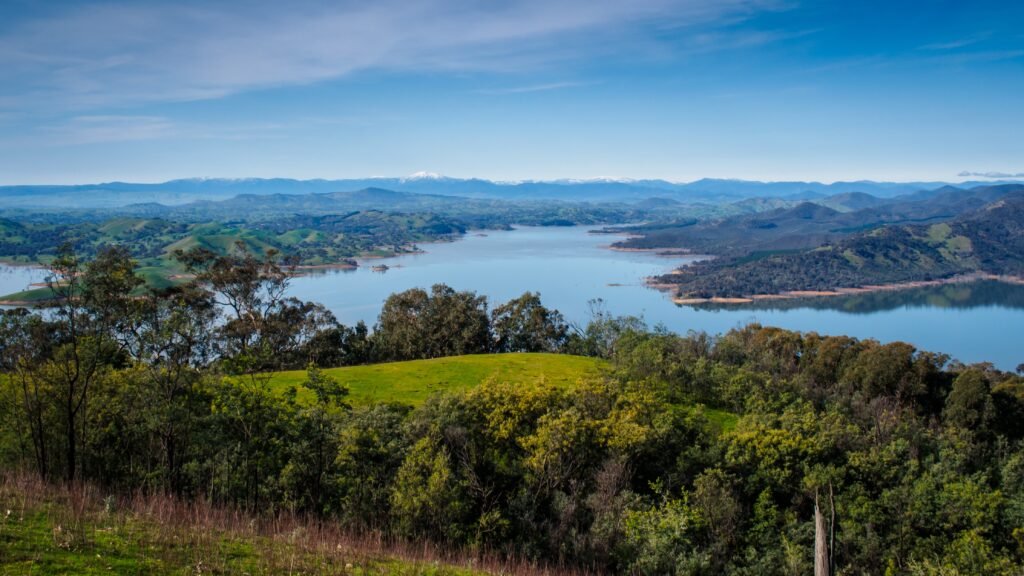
top-left (3, 173), bottom-right (1024, 188)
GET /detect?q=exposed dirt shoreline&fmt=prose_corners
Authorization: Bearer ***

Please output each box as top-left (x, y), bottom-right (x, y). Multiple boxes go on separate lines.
top-left (293, 262), bottom-right (358, 272)
top-left (606, 246), bottom-right (697, 256)
top-left (0, 259), bottom-right (44, 268)
top-left (0, 292), bottom-right (56, 306)
top-left (661, 272), bottom-right (1024, 305)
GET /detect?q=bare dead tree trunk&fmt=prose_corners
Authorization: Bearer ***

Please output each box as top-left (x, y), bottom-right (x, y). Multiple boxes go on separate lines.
top-left (66, 380), bottom-right (76, 482)
top-left (815, 490), bottom-right (830, 576)
top-left (829, 483), bottom-right (836, 575)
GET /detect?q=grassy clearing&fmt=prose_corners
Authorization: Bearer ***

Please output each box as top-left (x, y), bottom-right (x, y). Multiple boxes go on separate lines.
top-left (267, 353), bottom-right (737, 433)
top-left (0, 286), bottom-right (56, 304)
top-left (702, 407), bottom-right (740, 432)
top-left (927, 222), bottom-right (952, 242)
top-left (0, 474), bottom-right (578, 576)
top-left (268, 353), bottom-right (609, 406)
top-left (731, 249), bottom-right (801, 265)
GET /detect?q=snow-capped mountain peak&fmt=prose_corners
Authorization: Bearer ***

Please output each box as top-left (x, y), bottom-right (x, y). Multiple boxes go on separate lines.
top-left (545, 176), bottom-right (639, 185)
top-left (401, 171), bottom-right (448, 182)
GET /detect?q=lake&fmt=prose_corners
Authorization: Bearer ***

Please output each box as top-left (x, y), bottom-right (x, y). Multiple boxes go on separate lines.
top-left (0, 264), bottom-right (47, 299)
top-left (3, 226), bottom-right (1023, 370)
top-left (288, 226), bottom-right (1024, 371)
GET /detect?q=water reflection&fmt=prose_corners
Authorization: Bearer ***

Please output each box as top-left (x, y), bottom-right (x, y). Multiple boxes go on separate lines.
top-left (686, 280), bottom-right (1024, 314)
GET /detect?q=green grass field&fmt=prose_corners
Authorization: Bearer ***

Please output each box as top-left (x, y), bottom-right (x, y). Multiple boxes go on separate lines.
top-left (267, 353), bottom-right (738, 431)
top-left (0, 286), bottom-right (55, 303)
top-left (269, 353), bottom-right (609, 406)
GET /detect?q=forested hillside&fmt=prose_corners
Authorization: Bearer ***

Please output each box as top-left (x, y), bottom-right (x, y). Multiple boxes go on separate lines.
top-left (0, 212), bottom-right (464, 270)
top-left (617, 184), bottom-right (1024, 255)
top-left (4, 246), bottom-right (1024, 574)
top-left (661, 191), bottom-right (1024, 299)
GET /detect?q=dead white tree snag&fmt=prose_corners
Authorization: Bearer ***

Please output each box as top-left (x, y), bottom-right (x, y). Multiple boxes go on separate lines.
top-left (815, 490), bottom-right (830, 576)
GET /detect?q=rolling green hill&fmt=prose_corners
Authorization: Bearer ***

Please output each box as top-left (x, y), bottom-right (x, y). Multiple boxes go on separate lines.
top-left (267, 353), bottom-right (739, 431)
top-left (0, 211), bottom-right (469, 299)
top-left (618, 183), bottom-right (1024, 255)
top-left (663, 191), bottom-right (1024, 299)
top-left (268, 353), bottom-right (609, 406)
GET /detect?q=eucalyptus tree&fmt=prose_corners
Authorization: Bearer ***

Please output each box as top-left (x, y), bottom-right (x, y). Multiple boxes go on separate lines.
top-left (43, 244), bottom-right (141, 480)
top-left (491, 292), bottom-right (568, 353)
top-left (0, 308), bottom-right (55, 476)
top-left (175, 242), bottom-right (344, 507)
top-left (127, 285), bottom-right (217, 490)
top-left (376, 284), bottom-right (491, 360)
top-left (176, 242), bottom-right (339, 373)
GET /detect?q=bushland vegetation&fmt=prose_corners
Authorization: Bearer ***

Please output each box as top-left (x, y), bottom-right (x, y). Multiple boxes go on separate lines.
top-left (3, 245), bottom-right (1024, 574)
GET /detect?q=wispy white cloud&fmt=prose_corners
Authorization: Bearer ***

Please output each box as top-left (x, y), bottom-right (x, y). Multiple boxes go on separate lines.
top-left (41, 115), bottom-right (179, 145)
top-left (932, 49), bottom-right (1024, 64)
top-left (914, 33), bottom-right (1024, 65)
top-left (959, 170), bottom-right (1024, 179)
top-left (0, 0), bottom-right (784, 110)
top-left (918, 32), bottom-right (991, 51)
top-left (681, 27), bottom-right (815, 54)
top-left (475, 81), bottom-right (590, 95)
top-left (34, 115), bottom-right (273, 146)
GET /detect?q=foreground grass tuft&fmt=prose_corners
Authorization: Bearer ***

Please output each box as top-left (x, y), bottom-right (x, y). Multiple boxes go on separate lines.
top-left (0, 473), bottom-right (581, 575)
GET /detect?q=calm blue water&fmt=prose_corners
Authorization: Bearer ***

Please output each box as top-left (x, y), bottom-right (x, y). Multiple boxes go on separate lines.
top-left (3, 228), bottom-right (1022, 370)
top-left (288, 227), bottom-right (692, 329)
top-left (0, 264), bottom-right (46, 298)
top-left (288, 226), bottom-right (1024, 370)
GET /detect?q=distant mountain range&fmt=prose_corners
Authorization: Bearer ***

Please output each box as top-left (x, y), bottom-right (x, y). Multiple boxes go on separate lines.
top-left (105, 187), bottom-right (657, 229)
top-left (2, 175), bottom-right (1022, 209)
top-left (149, 187), bottom-right (477, 217)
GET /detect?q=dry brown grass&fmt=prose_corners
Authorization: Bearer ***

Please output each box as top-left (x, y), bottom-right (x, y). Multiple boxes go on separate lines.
top-left (0, 470), bottom-right (595, 575)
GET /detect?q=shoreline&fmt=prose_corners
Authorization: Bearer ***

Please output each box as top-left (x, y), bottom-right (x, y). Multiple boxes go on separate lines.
top-left (0, 260), bottom-right (46, 269)
top-left (606, 245), bottom-right (696, 257)
top-left (349, 233), bottom-right (470, 262)
top-left (666, 273), bottom-right (1024, 305)
top-left (0, 297), bottom-right (50, 306)
top-left (293, 262), bottom-right (358, 272)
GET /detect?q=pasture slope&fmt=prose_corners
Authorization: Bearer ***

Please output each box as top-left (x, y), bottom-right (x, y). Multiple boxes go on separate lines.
top-left (269, 353), bottom-right (608, 406)
top-left (268, 353), bottom-right (737, 430)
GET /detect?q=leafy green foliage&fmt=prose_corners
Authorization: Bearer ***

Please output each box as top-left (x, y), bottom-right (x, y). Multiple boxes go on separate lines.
top-left (376, 285), bottom-right (491, 361)
top-left (491, 292), bottom-right (569, 353)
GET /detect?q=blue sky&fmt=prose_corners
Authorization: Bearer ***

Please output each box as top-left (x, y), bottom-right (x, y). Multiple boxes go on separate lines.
top-left (0, 0), bottom-right (1022, 184)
